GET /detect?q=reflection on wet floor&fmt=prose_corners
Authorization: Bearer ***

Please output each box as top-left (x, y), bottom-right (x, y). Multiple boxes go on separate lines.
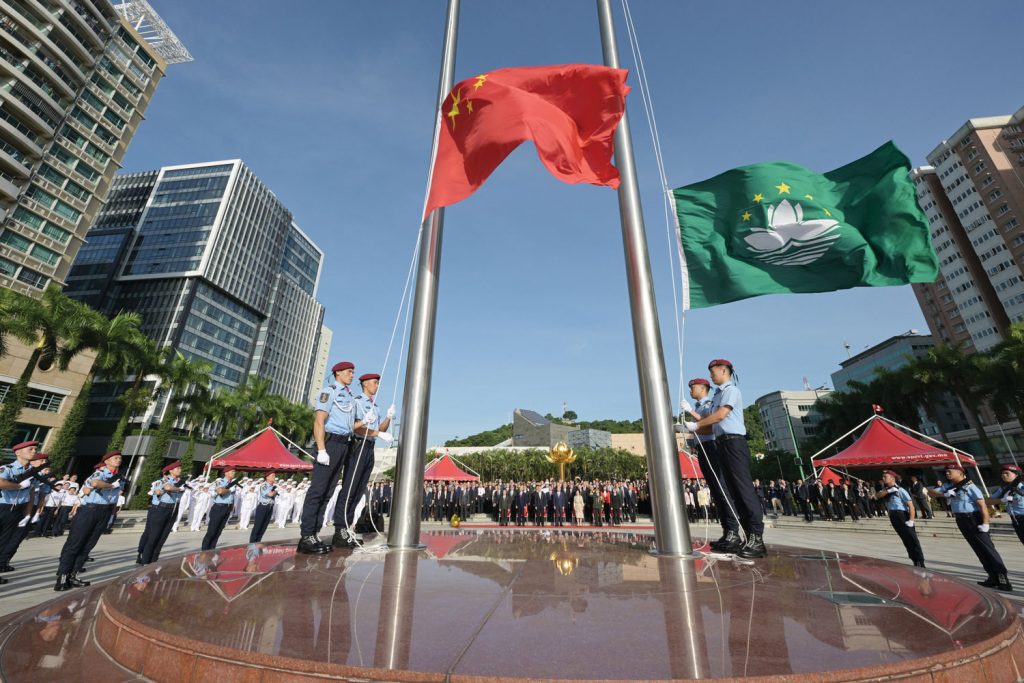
top-left (0, 529), bottom-right (1016, 681)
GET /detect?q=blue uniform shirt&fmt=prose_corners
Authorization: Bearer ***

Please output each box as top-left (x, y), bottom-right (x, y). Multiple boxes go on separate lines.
top-left (993, 479), bottom-right (1024, 516)
top-left (0, 462), bottom-right (31, 505)
top-left (212, 477), bottom-right (235, 504)
top-left (150, 476), bottom-right (182, 505)
top-left (710, 382), bottom-right (746, 437)
top-left (316, 383), bottom-right (356, 436)
top-left (355, 394), bottom-right (384, 433)
top-left (884, 487), bottom-right (913, 512)
top-left (82, 468), bottom-right (120, 505)
top-left (694, 397), bottom-right (715, 443)
top-left (257, 482), bottom-right (276, 505)
top-left (938, 482), bottom-right (984, 514)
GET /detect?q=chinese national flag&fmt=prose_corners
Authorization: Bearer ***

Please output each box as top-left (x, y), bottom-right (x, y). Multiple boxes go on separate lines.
top-left (424, 64), bottom-right (630, 218)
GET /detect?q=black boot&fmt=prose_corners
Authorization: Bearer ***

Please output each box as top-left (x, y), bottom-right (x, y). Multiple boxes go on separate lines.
top-left (68, 573), bottom-right (90, 587)
top-left (332, 528), bottom-right (358, 549)
top-left (0, 564), bottom-right (14, 573)
top-left (297, 536), bottom-right (329, 554)
top-left (54, 574), bottom-right (71, 591)
top-left (136, 553), bottom-right (143, 565)
top-left (978, 574), bottom-right (999, 588)
top-left (913, 560), bottom-right (926, 568)
top-left (737, 533), bottom-right (767, 559)
top-left (996, 574), bottom-right (1014, 592)
top-left (710, 530), bottom-right (743, 553)
top-left (0, 576), bottom-right (7, 585)
top-left (313, 533), bottom-right (334, 552)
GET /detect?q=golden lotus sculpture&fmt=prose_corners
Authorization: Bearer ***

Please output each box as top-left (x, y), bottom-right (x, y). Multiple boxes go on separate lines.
top-left (546, 442), bottom-right (577, 481)
top-left (549, 547), bottom-right (578, 577)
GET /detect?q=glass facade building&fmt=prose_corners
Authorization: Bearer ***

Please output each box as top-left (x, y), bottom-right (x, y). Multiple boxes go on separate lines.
top-left (68, 160), bottom-right (327, 405)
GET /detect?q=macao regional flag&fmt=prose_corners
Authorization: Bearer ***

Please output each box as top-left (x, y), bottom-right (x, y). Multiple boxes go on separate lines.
top-left (424, 64), bottom-right (630, 218)
top-left (673, 142), bottom-right (939, 309)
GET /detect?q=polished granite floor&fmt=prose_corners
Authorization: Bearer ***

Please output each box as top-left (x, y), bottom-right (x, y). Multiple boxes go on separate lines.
top-left (0, 529), bottom-right (1017, 681)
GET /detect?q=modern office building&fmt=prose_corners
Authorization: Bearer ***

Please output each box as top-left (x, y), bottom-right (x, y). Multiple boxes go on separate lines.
top-left (755, 389), bottom-right (831, 453)
top-left (512, 408), bottom-right (576, 448)
top-left (568, 428), bottom-right (612, 450)
top-left (911, 106), bottom-right (1024, 351)
top-left (306, 324), bottom-right (332, 405)
top-left (0, 0), bottom-right (188, 449)
top-left (67, 160), bottom-right (327, 410)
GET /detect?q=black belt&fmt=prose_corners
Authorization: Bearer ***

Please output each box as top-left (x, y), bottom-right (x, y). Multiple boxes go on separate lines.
top-left (326, 433), bottom-right (352, 443)
top-left (0, 502), bottom-right (25, 511)
top-left (157, 502), bottom-right (176, 508)
top-left (258, 502), bottom-right (273, 506)
top-left (953, 511), bottom-right (979, 518)
top-left (213, 502), bottom-right (233, 507)
top-left (716, 434), bottom-right (746, 441)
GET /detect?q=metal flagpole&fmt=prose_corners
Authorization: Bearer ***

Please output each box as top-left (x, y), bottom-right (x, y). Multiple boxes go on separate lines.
top-left (388, 0), bottom-right (460, 550)
top-left (595, 0), bottom-right (691, 556)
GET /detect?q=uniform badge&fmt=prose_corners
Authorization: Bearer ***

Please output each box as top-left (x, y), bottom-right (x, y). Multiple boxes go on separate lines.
top-left (319, 392), bottom-right (330, 403)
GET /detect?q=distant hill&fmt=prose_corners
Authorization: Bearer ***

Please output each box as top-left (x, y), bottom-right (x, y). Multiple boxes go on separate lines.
top-left (444, 416), bottom-right (643, 447)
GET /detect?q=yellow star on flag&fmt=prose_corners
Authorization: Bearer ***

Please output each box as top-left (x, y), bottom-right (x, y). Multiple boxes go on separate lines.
top-left (741, 211), bottom-right (752, 221)
top-left (804, 194), bottom-right (814, 200)
top-left (466, 100), bottom-right (474, 113)
top-left (473, 74), bottom-right (488, 90)
top-left (446, 88), bottom-right (462, 129)
top-left (776, 182), bottom-right (791, 194)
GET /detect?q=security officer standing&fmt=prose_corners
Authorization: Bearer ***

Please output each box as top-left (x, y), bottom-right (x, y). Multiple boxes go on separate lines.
top-left (874, 470), bottom-right (925, 567)
top-left (250, 472), bottom-right (278, 543)
top-left (300, 361), bottom-right (356, 554)
top-left (987, 464), bottom-right (1024, 546)
top-left (333, 372), bottom-right (394, 548)
top-left (0, 441), bottom-right (49, 582)
top-left (683, 359), bottom-right (765, 559)
top-left (202, 467), bottom-right (239, 551)
top-left (138, 461), bottom-right (185, 564)
top-left (55, 451), bottom-right (124, 591)
top-left (928, 463), bottom-right (1011, 591)
top-left (680, 377), bottom-right (741, 552)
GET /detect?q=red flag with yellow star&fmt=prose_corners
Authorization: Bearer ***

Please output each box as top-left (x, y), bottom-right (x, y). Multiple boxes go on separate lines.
top-left (424, 64), bottom-right (630, 218)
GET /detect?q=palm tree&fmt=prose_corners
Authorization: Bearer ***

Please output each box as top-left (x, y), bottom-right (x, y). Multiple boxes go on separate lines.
top-left (0, 289), bottom-right (35, 360)
top-left (106, 335), bottom-right (164, 452)
top-left (983, 323), bottom-right (1024, 428)
top-left (0, 285), bottom-right (96, 447)
top-left (129, 350), bottom-right (212, 508)
top-left (47, 311), bottom-right (146, 471)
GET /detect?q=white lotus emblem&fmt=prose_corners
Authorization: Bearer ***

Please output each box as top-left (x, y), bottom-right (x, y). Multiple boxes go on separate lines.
top-left (743, 200), bottom-right (840, 266)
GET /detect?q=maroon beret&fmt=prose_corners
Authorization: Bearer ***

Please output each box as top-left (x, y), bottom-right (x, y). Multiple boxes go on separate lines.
top-left (359, 373), bottom-right (380, 382)
top-left (332, 361), bottom-right (354, 373)
top-left (945, 463), bottom-right (965, 473)
top-left (162, 461), bottom-right (182, 474)
top-left (881, 469), bottom-right (899, 479)
top-left (30, 452), bottom-right (50, 462)
top-left (1002, 464), bottom-right (1022, 474)
top-left (707, 359), bottom-right (733, 370)
top-left (10, 441), bottom-right (39, 453)
top-left (687, 378), bottom-right (711, 388)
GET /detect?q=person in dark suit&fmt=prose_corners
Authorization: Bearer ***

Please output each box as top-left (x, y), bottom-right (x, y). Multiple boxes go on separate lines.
top-left (498, 486), bottom-right (512, 526)
top-left (796, 479), bottom-right (812, 522)
top-left (910, 475), bottom-right (933, 519)
top-left (552, 485), bottom-right (566, 526)
top-left (515, 485), bottom-right (529, 526)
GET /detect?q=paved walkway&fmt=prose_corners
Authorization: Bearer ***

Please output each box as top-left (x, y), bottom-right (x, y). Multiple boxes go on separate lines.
top-left (2, 515), bottom-right (1023, 618)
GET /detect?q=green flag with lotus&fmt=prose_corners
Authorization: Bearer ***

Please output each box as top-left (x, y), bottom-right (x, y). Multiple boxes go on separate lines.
top-left (673, 141), bottom-right (939, 309)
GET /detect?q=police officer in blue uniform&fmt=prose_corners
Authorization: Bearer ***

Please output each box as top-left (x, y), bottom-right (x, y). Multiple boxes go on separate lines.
top-left (874, 469), bottom-right (925, 567)
top-left (928, 463), bottom-right (1011, 591)
top-left (0, 441), bottom-right (50, 582)
top-left (250, 472), bottom-right (278, 543)
top-left (988, 464), bottom-right (1024, 546)
top-left (680, 377), bottom-right (741, 552)
top-left (202, 467), bottom-right (239, 551)
top-left (299, 361), bottom-right (357, 554)
top-left (683, 360), bottom-right (765, 558)
top-left (55, 451), bottom-right (124, 590)
top-left (138, 461), bottom-right (185, 564)
top-left (333, 372), bottom-right (395, 548)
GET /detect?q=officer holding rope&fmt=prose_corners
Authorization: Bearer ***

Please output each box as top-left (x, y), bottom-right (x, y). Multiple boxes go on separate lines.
top-left (299, 361), bottom-right (357, 554)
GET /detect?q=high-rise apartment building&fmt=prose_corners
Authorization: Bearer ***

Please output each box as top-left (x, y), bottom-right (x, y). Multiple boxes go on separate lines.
top-left (911, 106), bottom-right (1024, 351)
top-left (67, 160), bottom-right (326, 406)
top-left (0, 0), bottom-right (188, 449)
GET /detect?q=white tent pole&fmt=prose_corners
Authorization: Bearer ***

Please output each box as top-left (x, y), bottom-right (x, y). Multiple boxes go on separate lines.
top-left (271, 426), bottom-right (314, 460)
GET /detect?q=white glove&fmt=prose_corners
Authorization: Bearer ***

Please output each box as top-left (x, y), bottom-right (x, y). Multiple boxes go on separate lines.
top-left (377, 431), bottom-right (394, 447)
top-left (680, 399), bottom-right (693, 414)
top-left (944, 490), bottom-right (956, 498)
top-left (886, 487), bottom-right (899, 494)
top-left (683, 421), bottom-right (699, 432)
top-left (111, 479), bottom-right (122, 489)
top-left (978, 523), bottom-right (990, 533)
top-left (17, 515), bottom-right (29, 527)
top-left (18, 479), bottom-right (32, 489)
top-left (363, 410), bottom-right (378, 424)
top-left (905, 520), bottom-right (915, 527)
top-left (386, 404), bottom-right (396, 419)
top-left (674, 424), bottom-right (686, 433)
top-left (1002, 496), bottom-right (1012, 506)
top-left (316, 450), bottom-right (329, 466)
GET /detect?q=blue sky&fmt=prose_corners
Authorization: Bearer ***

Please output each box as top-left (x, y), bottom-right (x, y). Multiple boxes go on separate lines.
top-left (127, 1), bottom-right (1021, 444)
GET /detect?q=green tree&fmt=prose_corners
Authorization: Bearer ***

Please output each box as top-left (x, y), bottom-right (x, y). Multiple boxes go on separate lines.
top-left (107, 335), bottom-right (165, 452)
top-left (0, 285), bottom-right (97, 447)
top-left (47, 311), bottom-right (146, 471)
top-left (983, 323), bottom-right (1024, 428)
top-left (445, 424), bottom-right (513, 447)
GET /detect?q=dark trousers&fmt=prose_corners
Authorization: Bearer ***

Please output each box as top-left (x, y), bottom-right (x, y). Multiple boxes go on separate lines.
top-left (58, 505), bottom-right (105, 575)
top-left (915, 495), bottom-right (933, 519)
top-left (250, 504), bottom-right (274, 543)
top-left (201, 503), bottom-right (232, 551)
top-left (74, 504), bottom-right (112, 573)
top-left (36, 506), bottom-right (57, 536)
top-left (716, 436), bottom-right (764, 535)
top-left (1011, 514), bottom-right (1024, 546)
top-left (139, 505), bottom-right (175, 564)
top-left (334, 441), bottom-right (374, 529)
top-left (955, 513), bottom-right (1007, 576)
top-left (0, 505), bottom-right (24, 567)
top-left (798, 499), bottom-right (812, 521)
top-left (695, 440), bottom-right (738, 533)
top-left (888, 509), bottom-right (924, 563)
top-left (53, 506), bottom-right (71, 535)
top-left (0, 522), bottom-right (29, 567)
top-left (300, 434), bottom-right (351, 536)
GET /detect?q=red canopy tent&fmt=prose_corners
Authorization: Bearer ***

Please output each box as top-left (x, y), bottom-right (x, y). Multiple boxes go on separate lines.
top-left (678, 451), bottom-right (704, 479)
top-left (818, 466), bottom-right (843, 485)
top-left (208, 428), bottom-right (313, 472)
top-left (818, 417), bottom-right (976, 469)
top-left (424, 453), bottom-right (480, 481)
